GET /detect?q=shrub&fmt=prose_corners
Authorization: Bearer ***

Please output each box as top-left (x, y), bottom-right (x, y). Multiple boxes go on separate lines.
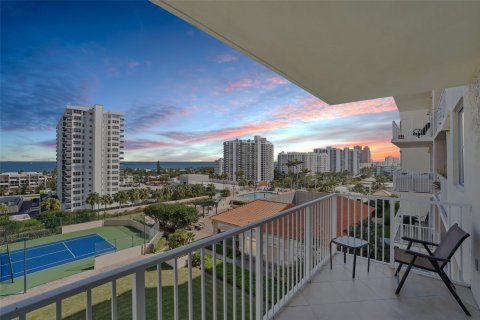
top-left (221, 189), bottom-right (231, 197)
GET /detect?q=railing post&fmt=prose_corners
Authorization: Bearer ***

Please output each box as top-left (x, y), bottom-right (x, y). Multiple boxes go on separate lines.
top-left (305, 206), bottom-right (312, 280)
top-left (389, 200), bottom-right (395, 268)
top-left (255, 226), bottom-right (264, 320)
top-left (331, 195), bottom-right (337, 239)
top-left (132, 270), bottom-right (146, 320)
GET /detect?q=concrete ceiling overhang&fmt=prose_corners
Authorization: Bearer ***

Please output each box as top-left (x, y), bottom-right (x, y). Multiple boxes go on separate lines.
top-left (151, 1), bottom-right (480, 111)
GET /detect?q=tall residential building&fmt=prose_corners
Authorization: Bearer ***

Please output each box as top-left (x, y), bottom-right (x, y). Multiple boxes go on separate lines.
top-left (214, 158), bottom-right (224, 175)
top-left (361, 146), bottom-right (371, 163)
top-left (277, 152), bottom-right (329, 175)
top-left (223, 136), bottom-right (274, 182)
top-left (313, 146), bottom-right (361, 175)
top-left (56, 105), bottom-right (124, 211)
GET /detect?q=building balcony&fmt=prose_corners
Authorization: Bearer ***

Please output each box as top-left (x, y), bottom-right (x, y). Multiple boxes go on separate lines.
top-left (391, 116), bottom-right (433, 148)
top-left (393, 170), bottom-right (433, 194)
top-left (1, 194), bottom-right (476, 319)
top-left (277, 254), bottom-right (478, 320)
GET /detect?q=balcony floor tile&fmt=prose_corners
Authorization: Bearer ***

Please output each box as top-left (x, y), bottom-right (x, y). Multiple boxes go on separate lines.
top-left (276, 254), bottom-right (479, 320)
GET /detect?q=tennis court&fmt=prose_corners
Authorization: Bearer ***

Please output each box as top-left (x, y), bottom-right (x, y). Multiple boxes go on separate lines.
top-left (0, 233), bottom-right (116, 282)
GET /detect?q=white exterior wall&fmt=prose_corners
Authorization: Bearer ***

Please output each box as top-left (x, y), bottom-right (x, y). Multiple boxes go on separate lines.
top-left (400, 147), bottom-right (431, 171)
top-left (432, 85), bottom-right (480, 304)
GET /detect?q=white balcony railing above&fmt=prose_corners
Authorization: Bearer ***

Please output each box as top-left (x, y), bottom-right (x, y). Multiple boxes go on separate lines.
top-left (392, 115), bottom-right (433, 140)
top-left (1, 194), bottom-right (472, 320)
top-left (393, 170), bottom-right (433, 193)
top-left (434, 89), bottom-right (447, 134)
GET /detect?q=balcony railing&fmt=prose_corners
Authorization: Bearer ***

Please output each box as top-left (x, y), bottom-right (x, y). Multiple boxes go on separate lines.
top-left (392, 115), bottom-right (433, 140)
top-left (434, 89), bottom-right (447, 134)
top-left (1, 194), bottom-right (471, 320)
top-left (393, 170), bottom-right (433, 193)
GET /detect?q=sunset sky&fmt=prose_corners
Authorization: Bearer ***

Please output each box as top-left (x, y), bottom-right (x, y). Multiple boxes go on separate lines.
top-left (0, 1), bottom-right (399, 162)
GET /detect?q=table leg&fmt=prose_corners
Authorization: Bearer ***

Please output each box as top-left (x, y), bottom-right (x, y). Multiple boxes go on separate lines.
top-left (330, 241), bottom-right (332, 270)
top-left (353, 248), bottom-right (357, 279)
top-left (367, 245), bottom-right (370, 273)
top-left (343, 246), bottom-right (347, 264)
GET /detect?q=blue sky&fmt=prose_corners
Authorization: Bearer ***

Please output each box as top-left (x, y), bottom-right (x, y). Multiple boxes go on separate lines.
top-left (0, 1), bottom-right (399, 162)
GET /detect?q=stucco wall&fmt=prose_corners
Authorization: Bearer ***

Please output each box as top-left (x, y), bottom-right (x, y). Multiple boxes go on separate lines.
top-left (62, 220), bottom-right (104, 234)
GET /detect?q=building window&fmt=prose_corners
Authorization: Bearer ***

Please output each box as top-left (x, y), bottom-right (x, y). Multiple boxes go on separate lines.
top-left (458, 105), bottom-right (464, 186)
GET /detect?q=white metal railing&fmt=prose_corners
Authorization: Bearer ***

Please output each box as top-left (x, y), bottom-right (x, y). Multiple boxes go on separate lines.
top-left (393, 170), bottom-right (433, 193)
top-left (392, 115), bottom-right (433, 140)
top-left (434, 89), bottom-right (447, 134)
top-left (1, 194), bottom-right (471, 319)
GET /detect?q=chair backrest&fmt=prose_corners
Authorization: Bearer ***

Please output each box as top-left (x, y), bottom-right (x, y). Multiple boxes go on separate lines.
top-left (434, 223), bottom-right (470, 268)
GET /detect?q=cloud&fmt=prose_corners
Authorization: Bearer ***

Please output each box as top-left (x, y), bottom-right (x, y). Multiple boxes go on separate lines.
top-left (161, 120), bottom-right (289, 144)
top-left (273, 96), bottom-right (397, 123)
top-left (33, 139), bottom-right (57, 149)
top-left (214, 53), bottom-right (238, 64)
top-left (125, 104), bottom-right (189, 133)
top-left (222, 74), bottom-right (289, 93)
top-left (127, 60), bottom-right (141, 70)
top-left (124, 139), bottom-right (175, 150)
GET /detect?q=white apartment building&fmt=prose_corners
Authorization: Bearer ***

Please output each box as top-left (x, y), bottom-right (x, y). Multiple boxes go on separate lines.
top-left (0, 172), bottom-right (47, 193)
top-left (213, 158), bottom-right (224, 175)
top-left (277, 151), bottom-right (329, 175)
top-left (56, 104), bottom-right (124, 211)
top-left (223, 135), bottom-right (274, 182)
top-left (313, 146), bottom-right (361, 175)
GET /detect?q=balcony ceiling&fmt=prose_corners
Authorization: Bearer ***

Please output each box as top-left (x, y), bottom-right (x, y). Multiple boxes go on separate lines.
top-left (152, 1), bottom-right (480, 111)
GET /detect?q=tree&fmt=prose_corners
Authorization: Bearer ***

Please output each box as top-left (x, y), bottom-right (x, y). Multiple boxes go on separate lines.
top-left (168, 229), bottom-right (195, 249)
top-left (113, 191), bottom-right (128, 208)
top-left (161, 185), bottom-right (173, 201)
top-left (156, 161), bottom-right (161, 175)
top-left (145, 203), bottom-right (199, 231)
top-left (138, 188), bottom-right (149, 202)
top-left (301, 168), bottom-right (310, 189)
top-left (206, 184), bottom-right (216, 198)
top-left (0, 187), bottom-right (6, 196)
top-left (235, 170), bottom-right (244, 183)
top-left (41, 197), bottom-right (61, 212)
top-left (86, 192), bottom-right (100, 210)
top-left (100, 194), bottom-right (113, 211)
top-left (220, 189), bottom-right (231, 198)
top-left (128, 188), bottom-right (140, 204)
top-left (46, 177), bottom-right (56, 190)
top-left (286, 160), bottom-right (303, 189)
top-left (0, 203), bottom-right (8, 215)
top-left (351, 183), bottom-right (367, 194)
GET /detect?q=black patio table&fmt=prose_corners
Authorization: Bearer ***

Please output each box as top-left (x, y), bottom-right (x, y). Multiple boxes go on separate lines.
top-left (330, 236), bottom-right (370, 278)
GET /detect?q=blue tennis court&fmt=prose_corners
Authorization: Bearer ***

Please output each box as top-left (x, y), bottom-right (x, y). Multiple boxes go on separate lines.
top-left (0, 233), bottom-right (116, 282)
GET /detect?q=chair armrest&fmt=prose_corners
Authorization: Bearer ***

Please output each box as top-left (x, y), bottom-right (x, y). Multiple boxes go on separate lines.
top-left (404, 249), bottom-right (449, 263)
top-left (401, 236), bottom-right (438, 246)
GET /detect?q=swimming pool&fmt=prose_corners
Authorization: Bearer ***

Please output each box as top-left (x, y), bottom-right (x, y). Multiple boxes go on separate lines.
top-left (237, 192), bottom-right (277, 200)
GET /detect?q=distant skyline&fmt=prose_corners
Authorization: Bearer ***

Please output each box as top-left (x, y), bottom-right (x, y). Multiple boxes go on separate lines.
top-left (0, 1), bottom-right (399, 162)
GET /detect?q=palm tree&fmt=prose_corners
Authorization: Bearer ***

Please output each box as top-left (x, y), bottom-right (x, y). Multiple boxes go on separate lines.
top-left (161, 185), bottom-right (173, 201)
top-left (235, 170), bottom-right (245, 184)
top-left (286, 160), bottom-right (303, 189)
top-left (86, 192), bottom-right (100, 210)
top-left (100, 194), bottom-right (113, 212)
top-left (41, 197), bottom-right (61, 212)
top-left (301, 168), bottom-right (310, 189)
top-left (113, 191), bottom-right (128, 208)
top-left (128, 188), bottom-right (140, 204)
top-left (138, 188), bottom-right (149, 203)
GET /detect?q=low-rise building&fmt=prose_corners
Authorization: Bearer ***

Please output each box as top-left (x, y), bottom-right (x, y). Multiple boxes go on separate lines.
top-left (179, 174), bottom-right (210, 185)
top-left (0, 172), bottom-right (47, 193)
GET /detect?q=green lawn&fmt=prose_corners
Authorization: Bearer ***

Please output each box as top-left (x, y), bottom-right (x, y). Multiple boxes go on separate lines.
top-left (0, 226), bottom-right (145, 296)
top-left (26, 264), bottom-right (250, 320)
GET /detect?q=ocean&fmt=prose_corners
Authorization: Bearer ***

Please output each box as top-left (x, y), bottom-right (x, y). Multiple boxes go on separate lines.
top-left (0, 161), bottom-right (214, 172)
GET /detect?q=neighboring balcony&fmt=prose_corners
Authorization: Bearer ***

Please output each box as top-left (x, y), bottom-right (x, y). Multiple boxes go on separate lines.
top-left (1, 194), bottom-right (476, 320)
top-left (393, 170), bottom-right (433, 194)
top-left (391, 115), bottom-right (433, 147)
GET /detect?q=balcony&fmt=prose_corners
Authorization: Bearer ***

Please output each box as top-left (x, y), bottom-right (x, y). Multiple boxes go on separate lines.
top-left (393, 170), bottom-right (433, 194)
top-left (433, 89), bottom-right (448, 135)
top-left (1, 194), bottom-right (476, 319)
top-left (391, 115), bottom-right (433, 147)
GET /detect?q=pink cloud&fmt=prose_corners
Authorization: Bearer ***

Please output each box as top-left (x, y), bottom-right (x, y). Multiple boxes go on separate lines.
top-left (124, 139), bottom-right (175, 150)
top-left (223, 78), bottom-right (255, 92)
top-left (222, 74), bottom-right (288, 93)
top-left (214, 53), bottom-right (238, 64)
top-left (163, 120), bottom-right (290, 144)
top-left (274, 97), bottom-right (397, 122)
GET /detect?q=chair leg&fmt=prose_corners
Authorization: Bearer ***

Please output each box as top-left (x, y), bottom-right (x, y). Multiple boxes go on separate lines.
top-left (395, 257), bottom-right (416, 294)
top-left (436, 268), bottom-right (471, 316)
top-left (394, 262), bottom-right (403, 277)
